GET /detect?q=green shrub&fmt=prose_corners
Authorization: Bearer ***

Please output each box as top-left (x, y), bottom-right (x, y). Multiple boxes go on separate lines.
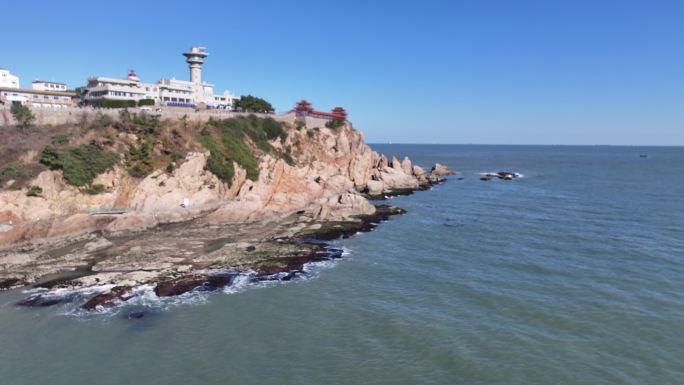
top-left (85, 183), bottom-right (106, 195)
top-left (325, 119), bottom-right (345, 129)
top-left (234, 95), bottom-right (274, 113)
top-left (51, 134), bottom-right (70, 145)
top-left (127, 165), bottom-right (149, 178)
top-left (198, 116), bottom-right (293, 185)
top-left (126, 138), bottom-right (155, 178)
top-left (128, 140), bottom-right (153, 163)
top-left (0, 162), bottom-right (35, 185)
top-left (99, 99), bottom-right (136, 109)
top-left (103, 131), bottom-right (116, 144)
top-left (26, 185), bottom-right (43, 197)
top-left (282, 151), bottom-right (294, 166)
top-left (201, 132), bottom-right (236, 183)
top-left (137, 99), bottom-right (155, 106)
top-left (10, 102), bottom-right (35, 128)
top-left (115, 110), bottom-right (161, 135)
top-left (166, 163), bottom-right (175, 173)
top-left (39, 144), bottom-right (118, 186)
top-left (261, 117), bottom-right (287, 141)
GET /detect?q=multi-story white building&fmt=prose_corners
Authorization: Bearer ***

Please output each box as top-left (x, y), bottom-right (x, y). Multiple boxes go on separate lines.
top-left (32, 80), bottom-right (68, 92)
top-left (82, 47), bottom-right (238, 109)
top-left (0, 88), bottom-right (75, 108)
top-left (0, 69), bottom-right (20, 89)
top-left (0, 69), bottom-right (75, 108)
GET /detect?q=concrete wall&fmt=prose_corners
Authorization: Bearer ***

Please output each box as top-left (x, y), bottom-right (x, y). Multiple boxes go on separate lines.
top-left (304, 116), bottom-right (333, 129)
top-left (0, 106), bottom-right (296, 127)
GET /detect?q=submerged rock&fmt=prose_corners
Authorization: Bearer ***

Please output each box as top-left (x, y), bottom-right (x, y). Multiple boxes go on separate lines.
top-left (126, 310), bottom-right (146, 319)
top-left (154, 274), bottom-right (234, 297)
top-left (480, 171), bottom-right (521, 181)
top-left (316, 247), bottom-right (343, 259)
top-left (82, 286), bottom-right (134, 310)
top-left (16, 294), bottom-right (65, 307)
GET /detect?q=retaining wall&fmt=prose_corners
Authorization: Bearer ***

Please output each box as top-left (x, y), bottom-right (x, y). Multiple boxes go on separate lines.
top-left (0, 106), bottom-right (295, 127)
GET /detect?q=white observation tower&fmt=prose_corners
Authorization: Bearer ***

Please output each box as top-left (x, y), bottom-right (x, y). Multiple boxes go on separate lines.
top-left (182, 47), bottom-right (208, 85)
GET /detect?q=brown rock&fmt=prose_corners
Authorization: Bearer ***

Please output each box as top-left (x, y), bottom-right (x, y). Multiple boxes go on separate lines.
top-left (391, 156), bottom-right (402, 170)
top-left (431, 163), bottom-right (454, 176)
top-left (379, 154), bottom-right (389, 169)
top-left (154, 274), bottom-right (234, 297)
top-left (401, 157), bottom-right (412, 175)
top-left (82, 286), bottom-right (134, 310)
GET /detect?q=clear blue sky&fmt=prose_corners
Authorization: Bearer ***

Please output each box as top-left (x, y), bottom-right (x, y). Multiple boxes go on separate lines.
top-left (3, 0), bottom-right (683, 145)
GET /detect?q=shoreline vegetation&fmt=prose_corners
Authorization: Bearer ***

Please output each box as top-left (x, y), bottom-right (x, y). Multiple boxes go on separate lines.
top-left (0, 110), bottom-right (453, 311)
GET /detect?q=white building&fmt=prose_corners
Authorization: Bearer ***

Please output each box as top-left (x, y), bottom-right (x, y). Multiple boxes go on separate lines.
top-left (0, 88), bottom-right (75, 108)
top-left (0, 69), bottom-right (20, 89)
top-left (0, 69), bottom-right (74, 108)
top-left (82, 47), bottom-right (238, 109)
top-left (32, 80), bottom-right (68, 92)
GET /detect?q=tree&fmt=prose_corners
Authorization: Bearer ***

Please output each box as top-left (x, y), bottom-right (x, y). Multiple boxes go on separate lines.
top-left (234, 95), bottom-right (274, 113)
top-left (10, 102), bottom-right (35, 128)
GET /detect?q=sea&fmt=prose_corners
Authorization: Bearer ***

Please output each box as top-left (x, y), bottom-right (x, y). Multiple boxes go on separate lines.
top-left (1, 144), bottom-right (683, 385)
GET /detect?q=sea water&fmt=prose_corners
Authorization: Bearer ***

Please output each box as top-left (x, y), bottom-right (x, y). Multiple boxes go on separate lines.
top-left (0, 145), bottom-right (682, 385)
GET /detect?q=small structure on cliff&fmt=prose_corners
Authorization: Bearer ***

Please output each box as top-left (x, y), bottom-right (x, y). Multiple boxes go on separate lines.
top-left (291, 100), bottom-right (347, 122)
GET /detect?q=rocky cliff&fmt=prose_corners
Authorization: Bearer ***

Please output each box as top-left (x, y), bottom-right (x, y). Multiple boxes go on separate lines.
top-left (0, 114), bottom-right (450, 247)
top-left (0, 113), bottom-right (452, 304)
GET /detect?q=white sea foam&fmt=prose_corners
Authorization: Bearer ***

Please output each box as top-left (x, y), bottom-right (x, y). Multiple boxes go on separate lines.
top-left (302, 258), bottom-right (337, 274)
top-left (221, 273), bottom-right (258, 294)
top-left (44, 247), bottom-right (353, 317)
top-left (478, 171), bottom-right (525, 178)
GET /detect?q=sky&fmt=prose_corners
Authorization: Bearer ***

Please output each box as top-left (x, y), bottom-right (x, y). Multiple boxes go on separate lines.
top-left (2, 0), bottom-right (683, 145)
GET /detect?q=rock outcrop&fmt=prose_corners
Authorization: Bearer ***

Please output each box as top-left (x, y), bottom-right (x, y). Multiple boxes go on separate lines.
top-left (0, 116), bottom-right (455, 306)
top-left (0, 119), bottom-right (452, 246)
top-left (480, 171), bottom-right (521, 181)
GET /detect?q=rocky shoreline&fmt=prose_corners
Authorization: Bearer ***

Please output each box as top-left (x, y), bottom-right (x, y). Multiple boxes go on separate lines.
top-left (7, 203), bottom-right (419, 311)
top-left (0, 115), bottom-right (454, 312)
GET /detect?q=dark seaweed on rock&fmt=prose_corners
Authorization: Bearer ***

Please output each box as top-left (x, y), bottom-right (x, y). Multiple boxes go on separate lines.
top-left (0, 278), bottom-right (21, 290)
top-left (154, 273), bottom-right (236, 297)
top-left (294, 205), bottom-right (407, 241)
top-left (81, 286), bottom-right (134, 310)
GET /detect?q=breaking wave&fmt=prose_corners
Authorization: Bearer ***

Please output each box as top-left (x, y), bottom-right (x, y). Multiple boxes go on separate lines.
top-left (37, 246), bottom-right (353, 319)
